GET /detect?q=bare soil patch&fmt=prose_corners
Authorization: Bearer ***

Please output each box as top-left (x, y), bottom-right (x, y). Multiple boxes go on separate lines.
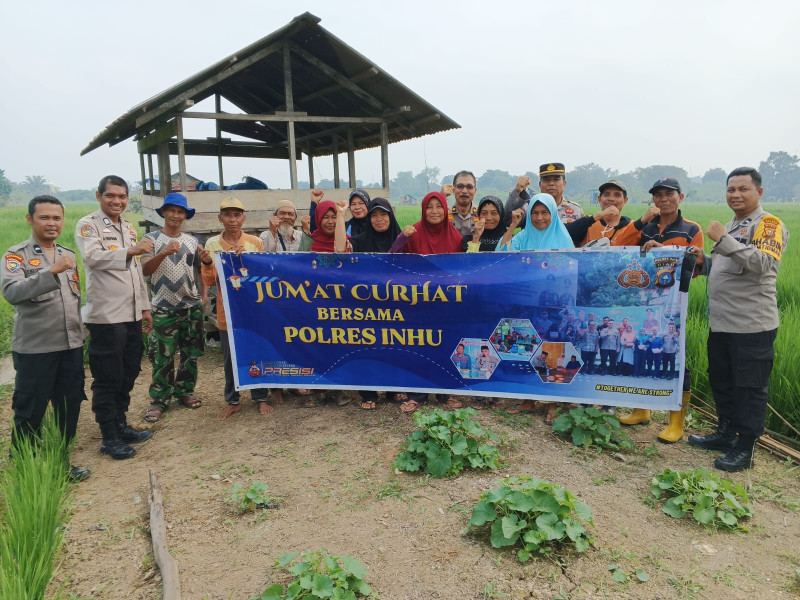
top-left (2, 346), bottom-right (797, 599)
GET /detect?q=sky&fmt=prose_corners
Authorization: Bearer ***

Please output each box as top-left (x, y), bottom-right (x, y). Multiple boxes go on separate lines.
top-left (1, 0), bottom-right (799, 191)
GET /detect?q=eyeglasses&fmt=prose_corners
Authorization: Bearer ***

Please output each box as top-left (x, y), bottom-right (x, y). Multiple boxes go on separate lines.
top-left (455, 184), bottom-right (475, 190)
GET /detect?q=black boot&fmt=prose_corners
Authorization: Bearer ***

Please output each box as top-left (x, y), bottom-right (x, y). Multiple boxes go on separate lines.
top-left (116, 415), bottom-right (153, 444)
top-left (714, 437), bottom-right (756, 472)
top-left (99, 421), bottom-right (136, 460)
top-left (688, 420), bottom-right (737, 451)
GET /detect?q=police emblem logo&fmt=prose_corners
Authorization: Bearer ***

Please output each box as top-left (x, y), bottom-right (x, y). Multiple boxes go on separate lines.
top-left (102, 217), bottom-right (111, 225)
top-left (28, 258), bottom-right (42, 267)
top-left (5, 253), bottom-right (23, 273)
top-left (565, 207), bottom-right (574, 215)
top-left (69, 271), bottom-right (80, 294)
top-left (546, 164), bottom-right (556, 172)
top-left (617, 258), bottom-right (650, 289)
top-left (108, 245), bottom-right (119, 250)
top-left (80, 225), bottom-right (94, 237)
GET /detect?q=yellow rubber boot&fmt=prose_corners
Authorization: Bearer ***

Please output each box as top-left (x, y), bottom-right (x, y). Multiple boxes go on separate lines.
top-left (657, 391), bottom-right (690, 443)
top-left (618, 408), bottom-right (651, 426)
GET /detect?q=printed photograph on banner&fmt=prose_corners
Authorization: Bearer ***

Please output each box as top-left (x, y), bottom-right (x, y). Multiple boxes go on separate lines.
top-left (451, 339), bottom-right (500, 380)
top-left (490, 318), bottom-right (541, 360)
top-left (532, 342), bottom-right (582, 384)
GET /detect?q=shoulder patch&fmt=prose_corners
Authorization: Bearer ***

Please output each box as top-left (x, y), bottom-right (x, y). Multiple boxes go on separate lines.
top-left (5, 253), bottom-right (23, 272)
top-left (752, 216), bottom-right (784, 261)
top-left (80, 224), bottom-right (95, 238)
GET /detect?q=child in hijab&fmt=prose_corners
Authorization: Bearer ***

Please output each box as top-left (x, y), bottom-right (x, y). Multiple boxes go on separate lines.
top-left (390, 191), bottom-right (464, 254)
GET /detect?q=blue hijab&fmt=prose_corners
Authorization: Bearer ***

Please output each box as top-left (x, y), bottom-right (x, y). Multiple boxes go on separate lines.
top-left (497, 193), bottom-right (574, 251)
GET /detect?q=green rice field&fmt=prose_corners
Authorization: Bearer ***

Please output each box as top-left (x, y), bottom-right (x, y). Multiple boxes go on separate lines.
top-left (0, 200), bottom-right (796, 438)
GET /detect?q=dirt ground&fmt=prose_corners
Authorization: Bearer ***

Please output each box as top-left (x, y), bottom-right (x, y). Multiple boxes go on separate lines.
top-left (5, 346), bottom-right (798, 600)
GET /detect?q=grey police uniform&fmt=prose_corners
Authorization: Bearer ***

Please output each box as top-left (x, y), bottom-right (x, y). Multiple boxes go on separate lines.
top-left (702, 206), bottom-right (789, 439)
top-left (1, 236), bottom-right (86, 446)
top-left (449, 205), bottom-right (477, 236)
top-left (75, 209), bottom-right (150, 431)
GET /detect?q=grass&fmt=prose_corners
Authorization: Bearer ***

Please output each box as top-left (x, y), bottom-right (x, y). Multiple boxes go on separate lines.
top-left (0, 415), bottom-right (73, 600)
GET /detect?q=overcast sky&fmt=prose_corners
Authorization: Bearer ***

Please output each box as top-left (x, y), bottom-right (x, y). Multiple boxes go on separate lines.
top-left (1, 0), bottom-right (799, 191)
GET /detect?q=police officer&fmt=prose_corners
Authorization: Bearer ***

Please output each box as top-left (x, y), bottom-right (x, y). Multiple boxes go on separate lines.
top-left (1, 195), bottom-right (90, 481)
top-left (75, 175), bottom-right (154, 460)
top-left (505, 163), bottom-right (584, 228)
top-left (441, 170), bottom-right (479, 236)
top-left (689, 167), bottom-right (789, 471)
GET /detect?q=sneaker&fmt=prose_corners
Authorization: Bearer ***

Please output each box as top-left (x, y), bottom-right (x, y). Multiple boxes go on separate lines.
top-left (118, 424), bottom-right (153, 444)
top-left (100, 439), bottom-right (136, 460)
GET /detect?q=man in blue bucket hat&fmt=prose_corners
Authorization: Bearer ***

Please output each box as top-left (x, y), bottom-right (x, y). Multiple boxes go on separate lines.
top-left (140, 193), bottom-right (206, 423)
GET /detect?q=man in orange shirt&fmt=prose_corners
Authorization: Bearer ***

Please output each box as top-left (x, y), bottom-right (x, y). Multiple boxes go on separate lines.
top-left (200, 197), bottom-right (272, 420)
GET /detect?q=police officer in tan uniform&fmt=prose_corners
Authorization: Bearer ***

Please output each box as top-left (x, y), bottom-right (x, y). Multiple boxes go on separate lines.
top-left (1, 195), bottom-right (90, 481)
top-left (505, 163), bottom-right (584, 229)
top-left (689, 167), bottom-right (789, 471)
top-left (75, 175), bottom-right (154, 460)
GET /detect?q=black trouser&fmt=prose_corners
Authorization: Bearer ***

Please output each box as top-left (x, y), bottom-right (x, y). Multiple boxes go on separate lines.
top-left (599, 349), bottom-right (617, 374)
top-left (580, 350), bottom-right (596, 374)
top-left (708, 329), bottom-right (776, 438)
top-left (220, 330), bottom-right (269, 405)
top-left (87, 322), bottom-right (143, 426)
top-left (661, 352), bottom-right (676, 379)
top-left (11, 348), bottom-right (86, 449)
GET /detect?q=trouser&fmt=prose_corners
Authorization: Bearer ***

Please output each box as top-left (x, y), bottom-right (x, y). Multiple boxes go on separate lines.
top-left (708, 329), bottom-right (776, 438)
top-left (11, 348), bottom-right (86, 449)
top-left (633, 350), bottom-right (647, 377)
top-left (580, 350), bottom-right (596, 374)
top-left (87, 322), bottom-right (143, 426)
top-left (599, 349), bottom-right (617, 374)
top-left (220, 330), bottom-right (269, 405)
top-left (646, 352), bottom-right (662, 377)
top-left (148, 305), bottom-right (205, 406)
top-left (661, 352), bottom-right (676, 379)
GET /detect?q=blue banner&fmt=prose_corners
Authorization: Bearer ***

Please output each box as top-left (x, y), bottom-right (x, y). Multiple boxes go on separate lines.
top-left (216, 248), bottom-right (689, 410)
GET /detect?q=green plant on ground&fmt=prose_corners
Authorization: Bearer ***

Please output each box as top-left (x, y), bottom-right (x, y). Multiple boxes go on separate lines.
top-left (649, 468), bottom-right (752, 529)
top-left (251, 549), bottom-right (376, 600)
top-left (0, 416), bottom-right (72, 600)
top-left (607, 564), bottom-right (649, 583)
top-left (229, 482), bottom-right (277, 514)
top-left (465, 476), bottom-right (594, 562)
top-left (552, 406), bottom-right (633, 452)
top-left (393, 407), bottom-right (504, 477)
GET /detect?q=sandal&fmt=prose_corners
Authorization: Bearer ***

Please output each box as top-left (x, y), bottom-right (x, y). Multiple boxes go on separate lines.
top-left (178, 395), bottom-right (202, 409)
top-left (295, 389), bottom-right (312, 397)
top-left (337, 394), bottom-right (352, 407)
top-left (506, 403), bottom-right (536, 415)
top-left (444, 396), bottom-right (463, 409)
top-left (400, 400), bottom-right (423, 414)
top-left (391, 393), bottom-right (408, 403)
top-left (544, 405), bottom-right (559, 426)
top-left (301, 397), bottom-right (319, 408)
top-left (144, 404), bottom-right (164, 423)
top-left (360, 400), bottom-right (377, 411)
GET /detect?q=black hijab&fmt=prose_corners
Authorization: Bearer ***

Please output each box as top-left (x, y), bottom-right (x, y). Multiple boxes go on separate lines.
top-left (462, 195), bottom-right (508, 251)
top-left (346, 189), bottom-right (371, 237)
top-left (350, 197), bottom-right (402, 253)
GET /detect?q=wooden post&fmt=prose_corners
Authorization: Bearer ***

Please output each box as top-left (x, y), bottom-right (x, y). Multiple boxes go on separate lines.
top-left (156, 143), bottom-right (171, 197)
top-left (347, 129), bottom-right (356, 188)
top-left (139, 153), bottom-right (147, 195)
top-left (332, 136), bottom-right (340, 189)
top-left (307, 143), bottom-right (315, 189)
top-left (149, 470), bottom-right (181, 600)
top-left (380, 122), bottom-right (389, 190)
top-left (147, 154), bottom-right (155, 194)
top-left (176, 116), bottom-right (188, 192)
top-left (284, 44), bottom-right (298, 189)
top-left (215, 93), bottom-right (224, 188)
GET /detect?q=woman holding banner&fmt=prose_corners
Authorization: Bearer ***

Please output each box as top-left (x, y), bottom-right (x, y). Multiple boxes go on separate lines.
top-left (496, 194), bottom-right (575, 423)
top-left (389, 192), bottom-right (465, 413)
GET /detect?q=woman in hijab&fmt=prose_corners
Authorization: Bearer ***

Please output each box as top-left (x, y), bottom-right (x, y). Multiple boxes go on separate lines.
top-left (335, 197), bottom-right (401, 254)
top-left (464, 195), bottom-right (507, 253)
top-left (331, 197), bottom-right (403, 410)
top-left (496, 193), bottom-right (574, 251)
top-left (497, 193), bottom-right (575, 423)
top-left (346, 189), bottom-right (371, 237)
top-left (388, 191), bottom-right (464, 412)
top-left (300, 200), bottom-right (339, 252)
top-left (390, 191), bottom-right (464, 254)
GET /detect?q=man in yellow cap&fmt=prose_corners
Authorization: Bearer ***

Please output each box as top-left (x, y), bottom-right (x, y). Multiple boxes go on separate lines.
top-left (200, 197), bottom-right (274, 420)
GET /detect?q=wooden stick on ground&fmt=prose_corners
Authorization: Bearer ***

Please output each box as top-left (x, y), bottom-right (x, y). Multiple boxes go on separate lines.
top-left (149, 470), bottom-right (181, 600)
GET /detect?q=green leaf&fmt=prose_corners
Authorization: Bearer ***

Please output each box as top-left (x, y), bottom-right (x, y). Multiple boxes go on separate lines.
top-left (551, 415), bottom-right (572, 433)
top-left (277, 552), bottom-right (299, 566)
top-left (392, 452), bottom-right (422, 472)
top-left (490, 518), bottom-right (518, 547)
top-left (535, 513), bottom-right (565, 541)
top-left (564, 519), bottom-right (586, 542)
top-left (506, 491), bottom-right (537, 512)
top-left (662, 498), bottom-right (686, 519)
top-left (469, 500), bottom-right (497, 526)
top-left (259, 584), bottom-right (285, 600)
top-left (717, 511), bottom-right (738, 527)
top-left (425, 447), bottom-right (452, 477)
top-left (571, 427), bottom-right (587, 447)
top-left (517, 548), bottom-right (531, 562)
top-left (339, 555), bottom-right (367, 579)
top-left (530, 490), bottom-right (561, 513)
top-left (311, 573), bottom-right (334, 597)
top-left (356, 579), bottom-right (372, 595)
top-left (288, 561), bottom-right (311, 576)
top-left (501, 514), bottom-right (526, 538)
top-left (612, 568), bottom-right (628, 583)
top-left (449, 433), bottom-right (469, 455)
top-left (573, 501), bottom-right (594, 522)
top-left (636, 569), bottom-right (650, 582)
top-left (693, 506), bottom-right (715, 525)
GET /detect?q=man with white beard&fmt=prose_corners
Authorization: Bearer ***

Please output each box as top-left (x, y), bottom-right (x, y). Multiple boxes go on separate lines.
top-left (260, 200), bottom-right (303, 251)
